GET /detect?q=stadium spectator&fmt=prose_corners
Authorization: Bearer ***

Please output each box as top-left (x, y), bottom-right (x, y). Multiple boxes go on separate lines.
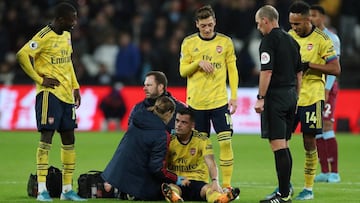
top-left (99, 83), bottom-right (127, 131)
top-left (1, 0), bottom-right (358, 87)
top-left (113, 30), bottom-right (141, 85)
top-left (161, 36), bottom-right (186, 86)
top-left (338, 0), bottom-right (360, 56)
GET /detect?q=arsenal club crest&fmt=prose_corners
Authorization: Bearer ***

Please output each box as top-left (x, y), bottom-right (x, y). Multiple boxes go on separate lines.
top-left (216, 45), bottom-right (223, 53)
top-left (48, 117), bottom-right (54, 124)
top-left (307, 43), bottom-right (313, 51)
top-left (190, 148), bottom-right (196, 156)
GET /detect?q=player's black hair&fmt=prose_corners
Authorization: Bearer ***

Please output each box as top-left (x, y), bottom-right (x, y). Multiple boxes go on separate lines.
top-left (289, 1), bottom-right (310, 16)
top-left (54, 2), bottom-right (77, 19)
top-left (176, 107), bottom-right (195, 122)
top-left (310, 4), bottom-right (326, 15)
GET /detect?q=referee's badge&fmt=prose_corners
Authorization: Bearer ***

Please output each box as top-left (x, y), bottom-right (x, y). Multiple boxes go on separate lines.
top-left (260, 52), bottom-right (270, 64)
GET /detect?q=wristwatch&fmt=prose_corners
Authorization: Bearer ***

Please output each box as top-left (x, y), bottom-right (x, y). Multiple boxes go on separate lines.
top-left (257, 94), bottom-right (265, 100)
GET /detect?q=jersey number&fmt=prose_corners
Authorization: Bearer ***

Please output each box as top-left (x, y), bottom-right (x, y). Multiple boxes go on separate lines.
top-left (225, 113), bottom-right (233, 127)
top-left (305, 111), bottom-right (317, 124)
top-left (323, 103), bottom-right (332, 117)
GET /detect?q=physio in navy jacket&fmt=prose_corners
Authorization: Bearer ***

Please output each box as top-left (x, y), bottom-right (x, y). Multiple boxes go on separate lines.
top-left (128, 71), bottom-right (186, 133)
top-left (102, 96), bottom-right (187, 200)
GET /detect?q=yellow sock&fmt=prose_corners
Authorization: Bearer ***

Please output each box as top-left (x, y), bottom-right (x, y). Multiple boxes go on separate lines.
top-left (218, 131), bottom-right (234, 188)
top-left (61, 144), bottom-right (75, 186)
top-left (205, 188), bottom-right (222, 203)
top-left (304, 150), bottom-right (318, 189)
top-left (37, 142), bottom-right (51, 183)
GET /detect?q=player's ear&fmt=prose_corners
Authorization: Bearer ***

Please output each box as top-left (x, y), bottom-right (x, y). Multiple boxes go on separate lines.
top-left (263, 17), bottom-right (269, 24)
top-left (304, 15), bottom-right (311, 22)
top-left (191, 121), bottom-right (195, 129)
top-left (195, 20), bottom-right (199, 28)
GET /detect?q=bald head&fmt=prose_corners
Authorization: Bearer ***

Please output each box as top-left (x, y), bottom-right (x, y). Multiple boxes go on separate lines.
top-left (255, 5), bottom-right (279, 35)
top-left (256, 5), bottom-right (279, 22)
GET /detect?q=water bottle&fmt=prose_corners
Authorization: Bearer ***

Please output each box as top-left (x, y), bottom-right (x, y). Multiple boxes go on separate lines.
top-left (91, 184), bottom-right (97, 198)
top-left (114, 188), bottom-right (119, 198)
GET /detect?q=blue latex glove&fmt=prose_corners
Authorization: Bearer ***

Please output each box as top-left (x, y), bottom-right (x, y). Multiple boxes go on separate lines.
top-left (176, 176), bottom-right (185, 185)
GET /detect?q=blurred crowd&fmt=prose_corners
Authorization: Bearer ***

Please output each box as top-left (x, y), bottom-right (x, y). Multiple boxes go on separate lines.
top-left (1, 0), bottom-right (359, 87)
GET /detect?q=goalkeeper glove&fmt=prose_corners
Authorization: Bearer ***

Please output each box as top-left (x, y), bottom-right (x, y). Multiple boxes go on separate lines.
top-left (302, 62), bottom-right (310, 73)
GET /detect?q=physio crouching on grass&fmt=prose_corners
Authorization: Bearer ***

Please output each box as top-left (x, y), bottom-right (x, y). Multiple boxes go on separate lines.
top-left (101, 96), bottom-right (189, 200)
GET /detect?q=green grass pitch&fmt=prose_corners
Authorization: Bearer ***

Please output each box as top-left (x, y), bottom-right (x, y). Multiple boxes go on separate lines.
top-left (0, 131), bottom-right (359, 202)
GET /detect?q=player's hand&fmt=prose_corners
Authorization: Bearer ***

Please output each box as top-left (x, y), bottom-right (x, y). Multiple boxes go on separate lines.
top-left (42, 77), bottom-right (60, 89)
top-left (74, 89), bottom-right (81, 108)
top-left (228, 99), bottom-right (237, 114)
top-left (254, 99), bottom-right (264, 113)
top-left (199, 60), bottom-right (214, 73)
top-left (301, 62), bottom-right (310, 73)
top-left (210, 180), bottom-right (223, 193)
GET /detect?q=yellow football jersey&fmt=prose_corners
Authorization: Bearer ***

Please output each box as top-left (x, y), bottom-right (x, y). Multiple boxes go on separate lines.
top-left (179, 33), bottom-right (238, 110)
top-left (167, 131), bottom-right (213, 182)
top-left (17, 25), bottom-right (79, 104)
top-left (289, 27), bottom-right (337, 106)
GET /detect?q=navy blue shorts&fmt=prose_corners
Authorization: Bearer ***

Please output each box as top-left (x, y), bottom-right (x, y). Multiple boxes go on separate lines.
top-left (35, 91), bottom-right (77, 132)
top-left (293, 100), bottom-right (323, 135)
top-left (189, 105), bottom-right (233, 135)
top-left (180, 180), bottom-right (206, 201)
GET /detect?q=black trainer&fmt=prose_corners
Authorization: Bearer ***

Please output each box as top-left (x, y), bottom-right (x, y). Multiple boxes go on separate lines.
top-left (260, 192), bottom-right (291, 203)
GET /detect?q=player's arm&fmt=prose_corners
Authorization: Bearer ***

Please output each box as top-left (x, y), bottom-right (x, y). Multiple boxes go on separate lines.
top-left (16, 39), bottom-right (60, 88)
top-left (179, 40), bottom-right (201, 77)
top-left (295, 46), bottom-right (302, 97)
top-left (254, 70), bottom-right (272, 114)
top-left (308, 39), bottom-right (341, 76)
top-left (149, 134), bottom-right (179, 184)
top-left (16, 45), bottom-right (43, 85)
top-left (324, 75), bottom-right (336, 102)
top-left (309, 58), bottom-right (340, 76)
top-left (227, 61), bottom-right (239, 114)
top-left (204, 153), bottom-right (222, 192)
top-left (296, 71), bottom-right (302, 97)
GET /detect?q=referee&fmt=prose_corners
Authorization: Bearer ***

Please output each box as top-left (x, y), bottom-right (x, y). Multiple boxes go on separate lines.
top-left (254, 5), bottom-right (302, 203)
